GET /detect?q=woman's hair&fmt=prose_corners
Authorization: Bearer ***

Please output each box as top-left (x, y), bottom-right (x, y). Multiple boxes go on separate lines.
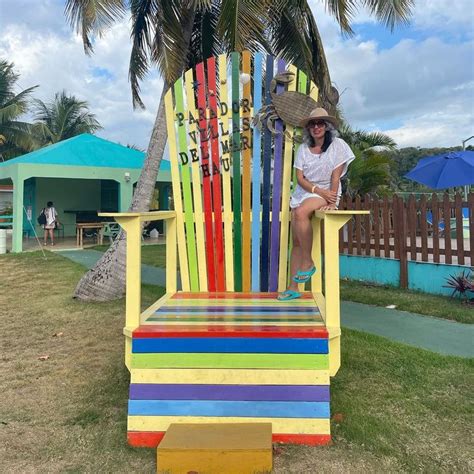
top-left (303, 121), bottom-right (338, 152)
top-left (47, 201), bottom-right (53, 207)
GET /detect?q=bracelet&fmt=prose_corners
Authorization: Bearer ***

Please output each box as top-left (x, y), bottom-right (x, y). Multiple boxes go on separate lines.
top-left (311, 185), bottom-right (316, 194)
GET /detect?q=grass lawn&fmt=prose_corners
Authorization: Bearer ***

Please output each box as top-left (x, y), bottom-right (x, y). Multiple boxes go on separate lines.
top-left (1, 251), bottom-right (472, 472)
top-left (94, 243), bottom-right (473, 323)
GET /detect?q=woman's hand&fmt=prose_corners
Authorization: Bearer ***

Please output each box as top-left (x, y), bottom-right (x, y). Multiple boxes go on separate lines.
top-left (320, 203), bottom-right (337, 211)
top-left (316, 187), bottom-right (337, 204)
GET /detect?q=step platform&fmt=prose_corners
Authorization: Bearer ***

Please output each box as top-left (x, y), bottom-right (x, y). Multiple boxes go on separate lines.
top-left (156, 423), bottom-right (272, 474)
top-left (128, 292), bottom-right (331, 447)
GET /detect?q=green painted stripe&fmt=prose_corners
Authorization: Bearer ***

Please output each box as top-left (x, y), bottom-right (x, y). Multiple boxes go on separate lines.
top-left (232, 52), bottom-right (242, 291)
top-left (174, 79), bottom-right (199, 290)
top-left (131, 353), bottom-right (329, 369)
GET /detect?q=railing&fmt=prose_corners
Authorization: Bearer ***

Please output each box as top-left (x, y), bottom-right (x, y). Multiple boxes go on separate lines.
top-left (338, 193), bottom-right (473, 287)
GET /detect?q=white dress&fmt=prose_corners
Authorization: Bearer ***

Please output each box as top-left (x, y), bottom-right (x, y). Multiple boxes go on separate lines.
top-left (290, 138), bottom-right (355, 209)
top-left (44, 207), bottom-right (58, 230)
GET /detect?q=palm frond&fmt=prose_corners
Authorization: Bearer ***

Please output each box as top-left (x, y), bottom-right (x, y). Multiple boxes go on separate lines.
top-left (361, 0), bottom-right (414, 31)
top-left (325, 0), bottom-right (357, 34)
top-left (64, 0), bottom-right (126, 53)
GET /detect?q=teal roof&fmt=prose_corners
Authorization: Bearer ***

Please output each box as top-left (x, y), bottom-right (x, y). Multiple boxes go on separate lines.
top-left (0, 134), bottom-right (171, 171)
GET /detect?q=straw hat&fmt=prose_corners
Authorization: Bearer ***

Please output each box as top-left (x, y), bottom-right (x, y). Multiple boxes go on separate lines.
top-left (299, 107), bottom-right (338, 128)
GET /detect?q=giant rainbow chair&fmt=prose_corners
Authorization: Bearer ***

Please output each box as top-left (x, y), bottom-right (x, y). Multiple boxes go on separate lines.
top-left (103, 51), bottom-right (367, 447)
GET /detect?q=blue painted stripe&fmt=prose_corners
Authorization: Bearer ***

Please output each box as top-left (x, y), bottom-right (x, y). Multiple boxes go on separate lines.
top-left (128, 400), bottom-right (330, 418)
top-left (251, 53), bottom-right (263, 291)
top-left (132, 337), bottom-right (328, 354)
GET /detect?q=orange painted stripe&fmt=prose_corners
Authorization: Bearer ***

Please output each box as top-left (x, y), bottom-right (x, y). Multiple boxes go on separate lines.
top-left (207, 57), bottom-right (225, 291)
top-left (128, 431), bottom-right (331, 448)
top-left (172, 292), bottom-right (314, 300)
top-left (241, 51), bottom-right (252, 292)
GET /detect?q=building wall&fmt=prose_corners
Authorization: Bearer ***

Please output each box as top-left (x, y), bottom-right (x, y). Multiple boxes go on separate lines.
top-left (35, 178), bottom-right (101, 237)
top-left (340, 254), bottom-right (471, 297)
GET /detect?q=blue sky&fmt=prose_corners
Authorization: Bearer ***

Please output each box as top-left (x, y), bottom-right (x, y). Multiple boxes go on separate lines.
top-left (0, 0), bottom-right (473, 150)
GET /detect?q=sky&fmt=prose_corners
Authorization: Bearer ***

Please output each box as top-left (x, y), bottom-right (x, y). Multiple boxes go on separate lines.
top-left (0, 0), bottom-right (473, 151)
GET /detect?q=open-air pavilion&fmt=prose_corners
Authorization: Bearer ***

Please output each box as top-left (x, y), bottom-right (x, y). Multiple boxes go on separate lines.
top-left (0, 134), bottom-right (171, 252)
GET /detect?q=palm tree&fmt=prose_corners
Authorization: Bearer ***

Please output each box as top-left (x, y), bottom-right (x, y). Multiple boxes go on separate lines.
top-left (0, 60), bottom-right (37, 160)
top-left (66, 0), bottom-right (413, 301)
top-left (32, 91), bottom-right (102, 146)
top-left (339, 122), bottom-right (396, 195)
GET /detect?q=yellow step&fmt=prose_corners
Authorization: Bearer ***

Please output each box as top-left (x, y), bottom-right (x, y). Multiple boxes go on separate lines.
top-left (156, 423), bottom-right (272, 474)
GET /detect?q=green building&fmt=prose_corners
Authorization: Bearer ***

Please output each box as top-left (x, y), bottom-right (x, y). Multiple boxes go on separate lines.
top-left (0, 134), bottom-right (171, 252)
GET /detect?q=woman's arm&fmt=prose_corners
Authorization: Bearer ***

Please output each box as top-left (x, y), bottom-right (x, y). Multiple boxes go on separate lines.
top-left (321, 164), bottom-right (345, 210)
top-left (296, 169), bottom-right (336, 203)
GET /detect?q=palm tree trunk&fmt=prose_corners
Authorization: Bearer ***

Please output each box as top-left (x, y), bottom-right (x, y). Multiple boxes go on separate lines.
top-left (73, 89), bottom-right (169, 300)
top-left (73, 6), bottom-right (197, 301)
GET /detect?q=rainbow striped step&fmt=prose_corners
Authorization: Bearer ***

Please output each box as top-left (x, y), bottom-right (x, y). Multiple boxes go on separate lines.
top-left (128, 292), bottom-right (331, 447)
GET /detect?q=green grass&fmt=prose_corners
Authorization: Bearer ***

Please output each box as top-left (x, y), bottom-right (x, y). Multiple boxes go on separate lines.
top-left (0, 251), bottom-right (473, 472)
top-left (92, 243), bottom-right (167, 268)
top-left (341, 279), bottom-right (473, 324)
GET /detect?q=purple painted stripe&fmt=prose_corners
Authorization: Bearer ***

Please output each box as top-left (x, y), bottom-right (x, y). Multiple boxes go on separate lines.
top-left (269, 59), bottom-right (286, 291)
top-left (130, 384), bottom-right (330, 401)
top-left (157, 306), bottom-right (318, 313)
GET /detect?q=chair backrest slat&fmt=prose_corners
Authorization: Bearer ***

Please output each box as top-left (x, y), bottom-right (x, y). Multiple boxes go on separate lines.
top-left (164, 51), bottom-right (319, 293)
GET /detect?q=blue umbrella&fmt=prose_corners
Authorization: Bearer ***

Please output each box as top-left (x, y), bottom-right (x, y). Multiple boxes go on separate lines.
top-left (405, 150), bottom-right (474, 189)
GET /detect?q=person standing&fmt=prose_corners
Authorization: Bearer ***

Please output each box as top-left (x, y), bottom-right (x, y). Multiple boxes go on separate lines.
top-left (42, 201), bottom-right (59, 246)
top-left (278, 108), bottom-right (355, 301)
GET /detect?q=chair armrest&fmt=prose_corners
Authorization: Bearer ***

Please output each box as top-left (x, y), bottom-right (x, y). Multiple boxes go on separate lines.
top-left (98, 211), bottom-right (176, 223)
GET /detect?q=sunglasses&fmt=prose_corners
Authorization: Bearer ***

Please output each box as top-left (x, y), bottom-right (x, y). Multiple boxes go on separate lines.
top-left (308, 120), bottom-right (327, 129)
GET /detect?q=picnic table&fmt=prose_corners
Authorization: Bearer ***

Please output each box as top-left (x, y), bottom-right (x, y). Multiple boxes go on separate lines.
top-left (76, 222), bottom-right (104, 247)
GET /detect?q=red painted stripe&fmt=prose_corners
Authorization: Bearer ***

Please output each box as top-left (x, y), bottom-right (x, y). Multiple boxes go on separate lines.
top-left (128, 431), bottom-right (330, 448)
top-left (196, 62), bottom-right (216, 291)
top-left (206, 57), bottom-right (225, 291)
top-left (172, 292), bottom-right (314, 300)
top-left (132, 325), bottom-right (328, 339)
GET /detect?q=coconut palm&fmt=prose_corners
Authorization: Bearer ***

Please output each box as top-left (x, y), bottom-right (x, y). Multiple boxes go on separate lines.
top-left (339, 122), bottom-right (396, 195)
top-left (65, 0), bottom-right (413, 301)
top-left (32, 91), bottom-right (102, 146)
top-left (0, 60), bottom-right (37, 160)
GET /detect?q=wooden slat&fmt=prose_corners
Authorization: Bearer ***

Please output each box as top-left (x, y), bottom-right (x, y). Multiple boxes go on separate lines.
top-left (382, 196), bottom-right (390, 258)
top-left (470, 194), bottom-right (474, 265)
top-left (355, 195), bottom-right (362, 255)
top-left (455, 193), bottom-right (465, 265)
top-left (432, 193), bottom-right (440, 263)
top-left (218, 54), bottom-right (234, 291)
top-left (364, 194), bottom-right (371, 256)
top-left (269, 59), bottom-right (286, 291)
top-left (443, 193), bottom-right (452, 264)
top-left (397, 197), bottom-right (408, 288)
top-left (278, 63), bottom-right (298, 291)
top-left (231, 52), bottom-right (242, 291)
top-left (408, 194), bottom-right (417, 261)
top-left (346, 197), bottom-right (354, 255)
top-left (419, 194), bottom-right (428, 262)
top-left (241, 51), bottom-right (252, 292)
top-left (196, 62), bottom-right (217, 291)
top-left (260, 54), bottom-right (274, 291)
top-left (206, 57), bottom-right (225, 291)
top-left (373, 197), bottom-right (380, 257)
top-left (184, 69), bottom-right (208, 291)
top-left (164, 90), bottom-right (190, 291)
top-left (174, 79), bottom-right (199, 291)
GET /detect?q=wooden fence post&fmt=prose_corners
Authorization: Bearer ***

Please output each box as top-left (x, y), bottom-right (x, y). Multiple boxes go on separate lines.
top-left (396, 196), bottom-right (408, 289)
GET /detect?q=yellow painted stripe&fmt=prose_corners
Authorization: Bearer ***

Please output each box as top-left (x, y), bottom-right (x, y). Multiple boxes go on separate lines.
top-left (164, 90), bottom-right (190, 291)
top-left (128, 416), bottom-right (330, 434)
top-left (241, 50), bottom-right (252, 292)
top-left (278, 64), bottom-right (298, 292)
top-left (130, 368), bottom-right (330, 385)
top-left (219, 54), bottom-right (234, 291)
top-left (184, 68), bottom-right (208, 291)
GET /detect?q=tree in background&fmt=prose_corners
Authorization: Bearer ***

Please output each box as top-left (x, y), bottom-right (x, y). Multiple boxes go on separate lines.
top-left (32, 91), bottom-right (102, 146)
top-left (66, 0), bottom-right (414, 301)
top-left (0, 60), bottom-right (37, 160)
top-left (339, 122), bottom-right (396, 196)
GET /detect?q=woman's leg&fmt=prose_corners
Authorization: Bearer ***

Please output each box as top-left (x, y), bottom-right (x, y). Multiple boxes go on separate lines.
top-left (43, 228), bottom-right (47, 245)
top-left (49, 228), bottom-right (54, 245)
top-left (292, 197), bottom-right (326, 271)
top-left (287, 216), bottom-right (302, 292)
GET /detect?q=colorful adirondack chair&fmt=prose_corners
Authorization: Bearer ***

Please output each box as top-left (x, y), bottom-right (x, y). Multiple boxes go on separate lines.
top-left (102, 51), bottom-right (368, 448)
